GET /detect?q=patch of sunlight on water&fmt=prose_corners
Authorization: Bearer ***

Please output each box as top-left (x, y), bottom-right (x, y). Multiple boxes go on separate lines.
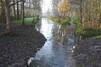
top-left (35, 18), bottom-right (54, 61)
top-left (39, 18), bottom-right (53, 40)
top-left (41, 0), bottom-right (52, 15)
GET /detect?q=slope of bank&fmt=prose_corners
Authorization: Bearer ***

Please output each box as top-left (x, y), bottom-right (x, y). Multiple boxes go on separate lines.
top-left (74, 38), bottom-right (101, 67)
top-left (0, 25), bottom-right (46, 67)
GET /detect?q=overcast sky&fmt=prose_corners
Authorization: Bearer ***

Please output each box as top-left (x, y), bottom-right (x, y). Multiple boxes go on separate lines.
top-left (41, 0), bottom-right (52, 14)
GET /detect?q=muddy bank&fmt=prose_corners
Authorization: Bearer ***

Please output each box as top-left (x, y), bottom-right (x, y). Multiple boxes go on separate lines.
top-left (74, 38), bottom-right (101, 67)
top-left (0, 25), bottom-right (46, 67)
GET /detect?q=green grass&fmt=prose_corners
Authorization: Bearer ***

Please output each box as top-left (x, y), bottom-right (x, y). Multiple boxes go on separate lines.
top-left (0, 17), bottom-right (40, 26)
top-left (94, 35), bottom-right (101, 38)
top-left (80, 28), bottom-right (101, 39)
top-left (14, 17), bottom-right (40, 25)
top-left (14, 18), bottom-right (33, 25)
top-left (76, 23), bottom-right (101, 39)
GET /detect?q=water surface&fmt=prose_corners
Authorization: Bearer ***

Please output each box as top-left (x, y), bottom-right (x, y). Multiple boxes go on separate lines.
top-left (32, 18), bottom-right (76, 67)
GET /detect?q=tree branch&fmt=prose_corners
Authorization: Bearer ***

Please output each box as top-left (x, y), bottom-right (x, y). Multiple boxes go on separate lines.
top-left (9, 0), bottom-right (22, 6)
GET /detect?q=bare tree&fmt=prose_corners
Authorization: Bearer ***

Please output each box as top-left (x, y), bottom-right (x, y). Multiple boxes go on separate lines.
top-left (0, 0), bottom-right (22, 34)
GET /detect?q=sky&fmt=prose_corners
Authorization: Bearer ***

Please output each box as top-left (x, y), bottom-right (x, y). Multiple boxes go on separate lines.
top-left (41, 0), bottom-right (52, 14)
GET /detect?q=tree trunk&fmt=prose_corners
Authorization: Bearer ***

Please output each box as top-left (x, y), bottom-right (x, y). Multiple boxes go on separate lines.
top-left (21, 1), bottom-right (25, 25)
top-left (5, 5), bottom-right (12, 34)
top-left (13, 0), bottom-right (16, 18)
top-left (17, 0), bottom-right (20, 19)
top-left (80, 0), bottom-right (83, 23)
top-left (1, 5), bottom-right (6, 23)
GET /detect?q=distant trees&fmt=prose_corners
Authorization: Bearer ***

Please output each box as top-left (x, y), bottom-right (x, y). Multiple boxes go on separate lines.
top-left (58, 0), bottom-right (71, 17)
top-left (32, 0), bottom-right (41, 16)
top-left (12, 0), bottom-right (16, 18)
top-left (68, 0), bottom-right (101, 28)
top-left (52, 0), bottom-right (71, 17)
top-left (0, 1), bottom-right (6, 23)
top-left (0, 0), bottom-right (41, 34)
top-left (73, 0), bottom-right (101, 28)
top-left (52, 0), bottom-right (60, 17)
top-left (16, 0), bottom-right (20, 19)
top-left (79, 0), bottom-right (82, 23)
top-left (84, 0), bottom-right (101, 28)
top-left (0, 0), bottom-right (25, 34)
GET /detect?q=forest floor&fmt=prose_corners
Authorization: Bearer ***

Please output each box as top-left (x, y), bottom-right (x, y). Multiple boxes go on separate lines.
top-left (74, 38), bottom-right (101, 67)
top-left (0, 25), bottom-right (46, 67)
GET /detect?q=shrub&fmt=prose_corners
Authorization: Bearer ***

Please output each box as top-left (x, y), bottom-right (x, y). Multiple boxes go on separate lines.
top-left (32, 15), bottom-right (40, 25)
top-left (59, 17), bottom-right (70, 25)
top-left (50, 17), bottom-right (70, 26)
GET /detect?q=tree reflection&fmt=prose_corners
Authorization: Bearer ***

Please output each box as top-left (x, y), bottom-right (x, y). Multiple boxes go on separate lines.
top-left (52, 22), bottom-right (76, 45)
top-left (52, 24), bottom-right (68, 45)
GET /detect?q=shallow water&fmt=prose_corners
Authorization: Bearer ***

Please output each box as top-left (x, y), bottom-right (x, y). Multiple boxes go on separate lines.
top-left (30, 18), bottom-right (76, 67)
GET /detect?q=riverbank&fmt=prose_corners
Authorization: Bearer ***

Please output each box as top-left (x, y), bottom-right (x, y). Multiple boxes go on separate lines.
top-left (74, 38), bottom-right (101, 67)
top-left (0, 25), bottom-right (46, 67)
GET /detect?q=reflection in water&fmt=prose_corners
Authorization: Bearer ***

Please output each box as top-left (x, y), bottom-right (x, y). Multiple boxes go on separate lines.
top-left (31, 18), bottom-right (76, 67)
top-left (53, 25), bottom-right (68, 45)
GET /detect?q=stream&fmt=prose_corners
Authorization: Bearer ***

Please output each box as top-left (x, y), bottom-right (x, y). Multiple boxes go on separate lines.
top-left (29, 18), bottom-right (76, 67)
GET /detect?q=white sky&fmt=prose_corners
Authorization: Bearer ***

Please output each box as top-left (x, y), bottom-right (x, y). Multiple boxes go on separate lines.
top-left (41, 0), bottom-right (52, 14)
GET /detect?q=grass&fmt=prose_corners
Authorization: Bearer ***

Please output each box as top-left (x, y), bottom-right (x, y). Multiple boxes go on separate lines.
top-left (14, 17), bottom-right (40, 25)
top-left (80, 28), bottom-right (101, 39)
top-left (94, 35), bottom-right (101, 38)
top-left (75, 20), bottom-right (101, 39)
top-left (76, 24), bottom-right (101, 39)
top-left (14, 18), bottom-right (33, 25)
top-left (0, 17), bottom-right (40, 27)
